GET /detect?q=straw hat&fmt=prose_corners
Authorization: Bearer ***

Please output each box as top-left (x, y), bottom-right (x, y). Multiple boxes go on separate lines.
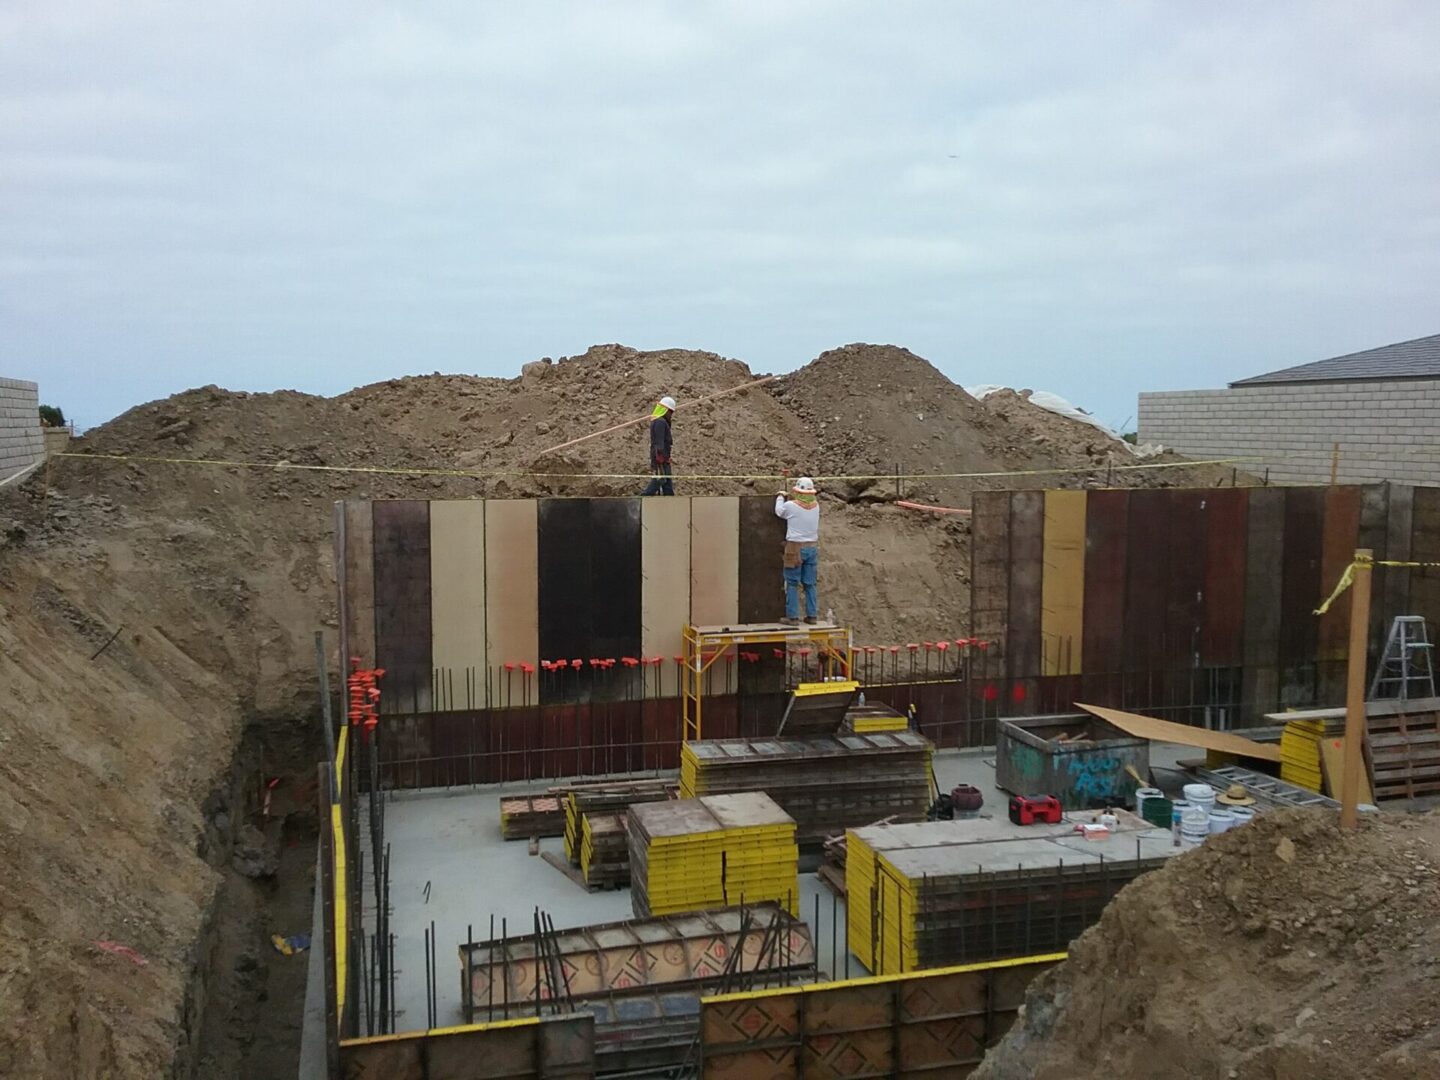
top-left (1215, 783), bottom-right (1256, 807)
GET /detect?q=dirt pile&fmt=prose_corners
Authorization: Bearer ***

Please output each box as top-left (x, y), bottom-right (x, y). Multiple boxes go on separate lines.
top-left (975, 808), bottom-right (1440, 1080)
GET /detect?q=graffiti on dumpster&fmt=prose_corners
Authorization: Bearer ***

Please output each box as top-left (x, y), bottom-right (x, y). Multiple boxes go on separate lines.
top-left (1065, 755), bottom-right (1123, 802)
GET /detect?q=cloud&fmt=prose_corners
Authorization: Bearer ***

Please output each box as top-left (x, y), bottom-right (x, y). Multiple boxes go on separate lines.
top-left (1, 0), bottom-right (1437, 431)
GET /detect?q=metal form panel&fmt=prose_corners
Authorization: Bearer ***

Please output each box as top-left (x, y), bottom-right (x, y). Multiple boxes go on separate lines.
top-left (1006, 491), bottom-right (1044, 680)
top-left (1318, 486), bottom-right (1363, 702)
top-left (339, 1013), bottom-right (595, 1079)
top-left (641, 498), bottom-right (691, 689)
top-left (485, 499), bottom-right (539, 675)
top-left (1412, 487), bottom-right (1440, 639)
top-left (1201, 488), bottom-right (1248, 668)
top-left (1122, 490), bottom-right (1169, 673)
top-left (737, 494), bottom-right (786, 624)
top-left (690, 496), bottom-right (740, 628)
top-left (342, 499), bottom-right (377, 668)
top-left (1164, 491), bottom-right (1206, 671)
top-left (1081, 489), bottom-right (1128, 674)
top-left (1384, 484), bottom-right (1414, 635)
top-left (586, 499), bottom-right (643, 703)
top-left (969, 490), bottom-right (1011, 660)
top-left (1241, 488), bottom-right (1285, 721)
top-left (1039, 490), bottom-right (1086, 676)
top-left (538, 498), bottom-right (592, 689)
top-left (1278, 488), bottom-right (1324, 704)
top-left (430, 501), bottom-right (487, 699)
top-left (1358, 484), bottom-right (1391, 657)
top-left (373, 501), bottom-right (432, 713)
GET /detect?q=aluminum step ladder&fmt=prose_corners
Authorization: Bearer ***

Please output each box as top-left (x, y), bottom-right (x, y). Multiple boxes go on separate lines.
top-left (1196, 764), bottom-right (1338, 809)
top-left (1369, 616), bottom-right (1436, 701)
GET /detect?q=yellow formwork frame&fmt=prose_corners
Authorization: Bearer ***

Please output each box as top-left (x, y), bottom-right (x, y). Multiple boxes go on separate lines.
top-left (682, 623), bottom-right (853, 742)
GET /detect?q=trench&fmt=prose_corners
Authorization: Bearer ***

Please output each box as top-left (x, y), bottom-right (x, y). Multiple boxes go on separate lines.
top-left (183, 708), bottom-right (322, 1080)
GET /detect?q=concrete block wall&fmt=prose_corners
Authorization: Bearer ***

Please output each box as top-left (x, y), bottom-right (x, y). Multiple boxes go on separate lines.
top-left (1138, 379), bottom-right (1440, 485)
top-left (0, 376), bottom-right (45, 483)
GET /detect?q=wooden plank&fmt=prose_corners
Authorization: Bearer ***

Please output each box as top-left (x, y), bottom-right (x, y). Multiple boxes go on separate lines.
top-left (737, 495), bottom-right (786, 624)
top-left (691, 496), bottom-right (740, 627)
top-left (1201, 488), bottom-right (1247, 668)
top-left (429, 500), bottom-right (487, 710)
top-left (1240, 488), bottom-right (1285, 720)
top-left (1411, 486), bottom-right (1440, 639)
top-left (1039, 490), bottom-right (1085, 675)
top-left (1007, 491), bottom-right (1044, 680)
top-left (342, 499), bottom-right (377, 668)
top-left (1081, 489), bottom-right (1127, 674)
top-left (1278, 487), bottom-right (1324, 703)
top-left (1382, 484), bottom-right (1413, 633)
top-left (1358, 484), bottom-right (1391, 658)
top-left (1075, 703), bottom-right (1282, 762)
top-left (372, 501), bottom-right (432, 713)
top-left (589, 498), bottom-right (642, 702)
top-left (642, 498), bottom-right (692, 683)
top-left (1319, 736), bottom-right (1373, 803)
top-left (1165, 490), bottom-right (1206, 670)
top-left (485, 499), bottom-right (539, 686)
top-left (1122, 490), bottom-right (1169, 673)
top-left (969, 490), bottom-right (1011, 659)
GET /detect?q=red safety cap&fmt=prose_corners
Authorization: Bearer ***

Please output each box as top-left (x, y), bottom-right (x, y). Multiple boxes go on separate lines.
top-left (571, 659), bottom-right (583, 668)
top-left (505, 662), bottom-right (516, 671)
top-left (907, 643), bottom-right (920, 651)
top-left (520, 663), bottom-right (535, 674)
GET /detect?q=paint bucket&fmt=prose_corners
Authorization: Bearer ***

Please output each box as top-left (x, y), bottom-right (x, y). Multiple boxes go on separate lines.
top-left (1183, 783), bottom-right (1216, 817)
top-left (1181, 803), bottom-right (1211, 845)
top-left (1208, 809), bottom-right (1236, 835)
top-left (1142, 795), bottom-right (1173, 830)
top-left (1228, 806), bottom-right (1255, 827)
top-left (1135, 786), bottom-right (1163, 818)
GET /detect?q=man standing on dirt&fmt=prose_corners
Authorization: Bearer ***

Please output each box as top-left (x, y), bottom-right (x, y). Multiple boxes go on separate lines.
top-left (775, 477), bottom-right (820, 624)
top-left (641, 396), bottom-right (676, 496)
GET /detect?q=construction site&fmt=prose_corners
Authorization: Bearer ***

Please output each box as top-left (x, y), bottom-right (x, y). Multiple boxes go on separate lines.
top-left (3, 342), bottom-right (1440, 1080)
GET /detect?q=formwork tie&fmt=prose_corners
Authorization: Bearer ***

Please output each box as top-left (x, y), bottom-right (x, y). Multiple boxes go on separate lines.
top-left (1314, 554), bottom-right (1440, 615)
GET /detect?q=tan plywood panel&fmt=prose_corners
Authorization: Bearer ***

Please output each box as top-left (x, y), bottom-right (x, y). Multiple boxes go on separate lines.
top-left (642, 498), bottom-right (692, 669)
top-left (1040, 489), bottom-right (1086, 676)
top-left (485, 499), bottom-right (539, 683)
top-left (691, 496), bottom-right (740, 628)
top-left (1076, 703), bottom-right (1282, 762)
top-left (430, 500), bottom-right (487, 707)
top-left (342, 499), bottom-right (376, 667)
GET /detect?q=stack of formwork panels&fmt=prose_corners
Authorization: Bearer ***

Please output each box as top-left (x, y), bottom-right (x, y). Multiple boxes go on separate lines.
top-left (679, 732), bottom-right (933, 846)
top-left (627, 793), bottom-right (799, 918)
top-left (846, 815), bottom-right (1177, 975)
top-left (500, 795), bottom-right (566, 840)
top-left (579, 812), bottom-right (629, 889)
top-left (844, 702), bottom-right (910, 734)
top-left (563, 780), bottom-right (675, 865)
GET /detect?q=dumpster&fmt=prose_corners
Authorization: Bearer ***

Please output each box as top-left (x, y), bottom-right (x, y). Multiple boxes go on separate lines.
top-left (995, 712), bottom-right (1148, 810)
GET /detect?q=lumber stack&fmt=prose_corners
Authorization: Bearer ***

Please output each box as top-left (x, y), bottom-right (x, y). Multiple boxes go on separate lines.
top-left (844, 702), bottom-right (910, 734)
top-left (1366, 699), bottom-right (1440, 799)
top-left (580, 812), bottom-right (630, 889)
top-left (499, 795), bottom-right (565, 841)
top-left (563, 779), bottom-right (675, 864)
top-left (679, 732), bottom-right (933, 846)
top-left (627, 793), bottom-right (800, 918)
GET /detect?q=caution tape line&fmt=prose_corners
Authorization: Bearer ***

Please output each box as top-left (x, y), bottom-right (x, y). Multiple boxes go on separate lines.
top-left (54, 451), bottom-right (1261, 484)
top-left (1314, 554), bottom-right (1440, 615)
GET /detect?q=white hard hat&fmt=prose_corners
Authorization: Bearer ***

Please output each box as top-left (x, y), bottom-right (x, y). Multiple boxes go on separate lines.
top-left (659, 396), bottom-right (676, 411)
top-left (793, 476), bottom-right (817, 493)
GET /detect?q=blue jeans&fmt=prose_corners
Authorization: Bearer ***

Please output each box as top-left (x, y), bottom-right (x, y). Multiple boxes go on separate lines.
top-left (641, 463), bottom-right (673, 496)
top-left (784, 545), bottom-right (819, 619)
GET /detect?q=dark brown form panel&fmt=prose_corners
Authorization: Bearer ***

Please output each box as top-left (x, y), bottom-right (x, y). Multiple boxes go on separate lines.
top-left (737, 495), bottom-right (786, 623)
top-left (1411, 486), bottom-right (1440, 639)
top-left (1358, 484), bottom-right (1391, 656)
top-left (1165, 491), bottom-right (1206, 670)
top-left (1007, 491), bottom-right (1044, 680)
top-left (1201, 488), bottom-right (1248, 668)
top-left (1241, 488), bottom-right (1285, 720)
top-left (588, 499), bottom-right (642, 702)
top-left (970, 491), bottom-right (1011, 659)
top-left (1383, 484), bottom-right (1414, 636)
top-left (1318, 487), bottom-right (1362, 661)
top-left (372, 500), bottom-right (432, 713)
top-left (538, 499), bottom-right (593, 704)
top-left (342, 500), bottom-right (377, 668)
top-left (1278, 487), bottom-right (1324, 703)
top-left (1082, 489), bottom-right (1128, 673)
top-left (1122, 490), bottom-right (1170, 673)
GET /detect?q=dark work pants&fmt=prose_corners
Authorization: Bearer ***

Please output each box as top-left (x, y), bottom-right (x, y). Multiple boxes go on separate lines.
top-left (641, 463), bottom-right (674, 496)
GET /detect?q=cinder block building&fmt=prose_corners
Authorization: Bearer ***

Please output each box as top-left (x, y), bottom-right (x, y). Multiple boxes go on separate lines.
top-left (1138, 333), bottom-right (1440, 485)
top-left (0, 376), bottom-right (45, 484)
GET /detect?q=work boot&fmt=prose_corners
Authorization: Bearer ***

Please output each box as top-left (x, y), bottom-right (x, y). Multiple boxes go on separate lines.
top-left (804, 616), bottom-right (818, 625)
top-left (780, 617), bottom-right (799, 626)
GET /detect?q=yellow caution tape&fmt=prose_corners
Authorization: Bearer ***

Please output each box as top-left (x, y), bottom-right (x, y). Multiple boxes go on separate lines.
top-left (1314, 553), bottom-right (1440, 615)
top-left (55, 450), bottom-right (1260, 484)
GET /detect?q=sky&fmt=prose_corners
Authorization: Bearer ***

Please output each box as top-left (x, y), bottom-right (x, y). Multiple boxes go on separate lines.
top-left (3, 2), bottom-right (1438, 433)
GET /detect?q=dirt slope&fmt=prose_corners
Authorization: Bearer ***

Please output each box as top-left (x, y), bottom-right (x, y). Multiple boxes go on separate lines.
top-left (975, 809), bottom-right (1440, 1080)
top-left (0, 341), bottom-right (1239, 1078)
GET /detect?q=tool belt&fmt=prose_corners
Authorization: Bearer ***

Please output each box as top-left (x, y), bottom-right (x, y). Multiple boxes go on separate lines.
top-left (783, 541), bottom-right (817, 568)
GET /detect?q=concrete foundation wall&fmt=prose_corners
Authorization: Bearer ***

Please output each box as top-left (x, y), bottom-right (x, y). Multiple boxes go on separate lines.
top-left (1138, 379), bottom-right (1440, 485)
top-left (0, 376), bottom-right (45, 483)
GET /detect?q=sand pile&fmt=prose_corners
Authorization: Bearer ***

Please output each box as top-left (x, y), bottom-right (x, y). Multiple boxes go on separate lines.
top-left (975, 808), bottom-right (1440, 1080)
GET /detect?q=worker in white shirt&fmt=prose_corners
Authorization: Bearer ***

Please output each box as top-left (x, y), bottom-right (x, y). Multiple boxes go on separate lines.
top-left (775, 476), bottom-right (821, 625)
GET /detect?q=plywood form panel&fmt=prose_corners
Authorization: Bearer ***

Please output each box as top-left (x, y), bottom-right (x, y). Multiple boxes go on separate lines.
top-left (484, 499), bottom-right (539, 682)
top-left (737, 495), bottom-right (786, 624)
top-left (642, 498), bottom-right (692, 674)
top-left (372, 501), bottom-right (432, 713)
top-left (429, 501), bottom-right (487, 706)
top-left (691, 496), bottom-right (740, 627)
top-left (1081, 489), bottom-right (1128, 674)
top-left (589, 499), bottom-right (642, 702)
top-left (1411, 486), bottom-right (1440, 640)
top-left (342, 499), bottom-right (376, 668)
top-left (1165, 491), bottom-right (1206, 670)
top-left (1201, 488), bottom-right (1248, 668)
top-left (1122, 490), bottom-right (1170, 673)
top-left (1040, 490), bottom-right (1086, 676)
top-left (1383, 484), bottom-right (1414, 638)
top-left (1358, 484), bottom-right (1391, 657)
top-left (969, 490), bottom-right (1011, 658)
top-left (1007, 491), bottom-right (1044, 679)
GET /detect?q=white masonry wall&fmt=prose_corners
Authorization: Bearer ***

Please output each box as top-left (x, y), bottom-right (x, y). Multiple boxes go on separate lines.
top-left (0, 376), bottom-right (45, 484)
top-left (1138, 379), bottom-right (1440, 485)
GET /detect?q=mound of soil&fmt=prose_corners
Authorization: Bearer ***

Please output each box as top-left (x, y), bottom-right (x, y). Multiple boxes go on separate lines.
top-left (975, 808), bottom-right (1440, 1080)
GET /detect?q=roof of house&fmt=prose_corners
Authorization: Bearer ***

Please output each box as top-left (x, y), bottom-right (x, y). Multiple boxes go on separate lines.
top-left (1231, 333), bottom-right (1440, 386)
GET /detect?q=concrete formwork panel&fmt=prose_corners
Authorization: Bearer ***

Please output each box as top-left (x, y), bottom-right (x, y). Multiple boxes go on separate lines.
top-left (485, 499), bottom-right (539, 673)
top-left (430, 501), bottom-right (488, 690)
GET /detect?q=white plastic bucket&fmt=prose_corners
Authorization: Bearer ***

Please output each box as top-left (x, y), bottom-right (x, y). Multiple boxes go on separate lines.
top-left (1184, 783), bottom-right (1216, 817)
top-left (1181, 803), bottom-right (1211, 843)
top-left (1228, 806), bottom-right (1255, 827)
top-left (1208, 809), bottom-right (1236, 834)
top-left (1135, 787), bottom-right (1163, 818)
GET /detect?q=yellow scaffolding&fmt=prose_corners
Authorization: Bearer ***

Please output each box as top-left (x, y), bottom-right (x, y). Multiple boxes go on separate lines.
top-left (681, 622), bottom-right (853, 742)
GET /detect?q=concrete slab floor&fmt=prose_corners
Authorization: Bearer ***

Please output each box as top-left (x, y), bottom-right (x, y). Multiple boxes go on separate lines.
top-left (362, 743), bottom-right (1198, 1036)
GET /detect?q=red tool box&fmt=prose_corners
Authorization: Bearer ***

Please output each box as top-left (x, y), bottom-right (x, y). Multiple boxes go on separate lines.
top-left (1008, 794), bottom-right (1063, 826)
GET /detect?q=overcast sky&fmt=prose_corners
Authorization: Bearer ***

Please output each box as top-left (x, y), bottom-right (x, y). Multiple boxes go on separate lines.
top-left (3, 2), bottom-right (1437, 431)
